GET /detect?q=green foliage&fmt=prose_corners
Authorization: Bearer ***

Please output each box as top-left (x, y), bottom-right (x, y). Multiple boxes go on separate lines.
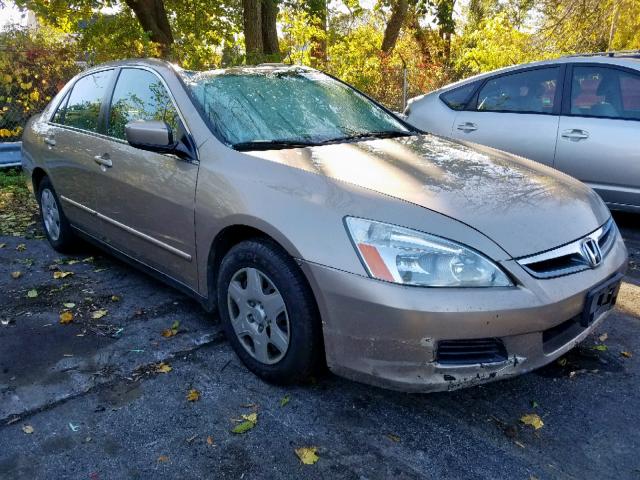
top-left (0, 25), bottom-right (80, 141)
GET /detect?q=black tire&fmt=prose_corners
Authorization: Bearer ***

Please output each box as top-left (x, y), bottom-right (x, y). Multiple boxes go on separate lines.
top-left (217, 238), bottom-right (323, 384)
top-left (37, 176), bottom-right (77, 253)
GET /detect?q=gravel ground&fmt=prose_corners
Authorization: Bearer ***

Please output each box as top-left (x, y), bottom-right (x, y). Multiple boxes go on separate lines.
top-left (0, 209), bottom-right (638, 480)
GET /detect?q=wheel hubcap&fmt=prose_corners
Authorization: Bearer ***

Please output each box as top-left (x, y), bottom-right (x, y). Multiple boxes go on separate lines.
top-left (40, 189), bottom-right (61, 241)
top-left (227, 267), bottom-right (290, 365)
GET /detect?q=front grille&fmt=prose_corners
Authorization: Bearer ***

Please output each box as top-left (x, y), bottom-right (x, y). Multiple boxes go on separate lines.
top-left (436, 338), bottom-right (508, 365)
top-left (517, 219), bottom-right (616, 279)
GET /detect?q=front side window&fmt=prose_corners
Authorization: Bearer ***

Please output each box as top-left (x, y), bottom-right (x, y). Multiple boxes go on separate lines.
top-left (181, 68), bottom-right (411, 149)
top-left (440, 82), bottom-right (479, 111)
top-left (570, 66), bottom-right (640, 120)
top-left (477, 68), bottom-right (560, 114)
top-left (60, 70), bottom-right (113, 132)
top-left (107, 68), bottom-right (180, 140)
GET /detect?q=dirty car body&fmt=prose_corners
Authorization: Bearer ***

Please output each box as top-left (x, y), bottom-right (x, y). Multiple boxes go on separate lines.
top-left (22, 60), bottom-right (628, 392)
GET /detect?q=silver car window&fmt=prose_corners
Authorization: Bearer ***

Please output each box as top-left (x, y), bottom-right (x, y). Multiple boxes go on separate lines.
top-left (570, 66), bottom-right (640, 120)
top-left (181, 69), bottom-right (408, 147)
top-left (57, 69), bottom-right (113, 132)
top-left (107, 68), bottom-right (181, 140)
top-left (477, 68), bottom-right (560, 114)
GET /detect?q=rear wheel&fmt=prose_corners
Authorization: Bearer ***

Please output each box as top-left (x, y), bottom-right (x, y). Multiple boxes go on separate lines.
top-left (217, 238), bottom-right (323, 384)
top-left (37, 177), bottom-right (76, 252)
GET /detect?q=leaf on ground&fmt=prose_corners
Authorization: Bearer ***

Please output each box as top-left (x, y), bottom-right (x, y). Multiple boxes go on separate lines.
top-left (91, 309), bottom-right (108, 319)
top-left (65, 259), bottom-right (80, 265)
top-left (161, 321), bottom-right (180, 338)
top-left (386, 433), bottom-right (401, 442)
top-left (26, 289), bottom-right (38, 298)
top-left (63, 302), bottom-right (76, 309)
top-left (157, 455), bottom-right (169, 463)
top-left (295, 446), bottom-right (319, 465)
top-left (280, 394), bottom-right (290, 407)
top-left (59, 311), bottom-right (73, 324)
top-left (621, 351), bottom-right (633, 358)
top-left (598, 333), bottom-right (608, 342)
top-left (186, 389), bottom-right (201, 402)
top-left (10, 271), bottom-right (22, 279)
top-left (0, 243), bottom-right (6, 248)
top-left (53, 271), bottom-right (73, 279)
top-left (16, 244), bottom-right (26, 252)
top-left (206, 436), bottom-right (215, 446)
top-left (22, 425), bottom-right (34, 434)
top-left (231, 412), bottom-right (258, 434)
top-left (155, 362), bottom-right (172, 373)
top-left (93, 268), bottom-right (108, 273)
top-left (592, 344), bottom-right (608, 352)
top-left (111, 295), bottom-right (120, 302)
top-left (557, 357), bottom-right (567, 367)
top-left (520, 413), bottom-right (544, 430)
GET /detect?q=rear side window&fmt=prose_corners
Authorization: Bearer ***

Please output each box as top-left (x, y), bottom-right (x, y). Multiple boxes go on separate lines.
top-left (476, 67), bottom-right (560, 114)
top-left (59, 70), bottom-right (113, 132)
top-left (440, 82), bottom-right (478, 110)
top-left (107, 68), bottom-right (180, 140)
top-left (570, 66), bottom-right (640, 120)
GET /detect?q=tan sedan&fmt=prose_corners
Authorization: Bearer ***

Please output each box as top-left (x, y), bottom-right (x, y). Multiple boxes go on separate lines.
top-left (22, 59), bottom-right (627, 392)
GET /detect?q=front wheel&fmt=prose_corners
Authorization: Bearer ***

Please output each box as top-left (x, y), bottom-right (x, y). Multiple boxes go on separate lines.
top-left (37, 177), bottom-right (76, 252)
top-left (217, 238), bottom-right (323, 384)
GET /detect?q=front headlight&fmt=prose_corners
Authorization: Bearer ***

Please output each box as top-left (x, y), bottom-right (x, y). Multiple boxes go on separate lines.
top-left (345, 217), bottom-right (513, 287)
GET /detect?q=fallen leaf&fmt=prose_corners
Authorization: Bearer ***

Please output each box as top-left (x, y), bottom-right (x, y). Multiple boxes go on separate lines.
top-left (111, 295), bottom-right (120, 302)
top-left (65, 259), bottom-right (80, 265)
top-left (531, 400), bottom-right (539, 408)
top-left (280, 394), bottom-right (290, 407)
top-left (10, 271), bottom-right (22, 279)
top-left (16, 244), bottom-right (26, 252)
top-left (206, 436), bottom-right (214, 446)
top-left (91, 309), bottom-right (108, 319)
top-left (94, 268), bottom-right (108, 273)
top-left (22, 425), bottom-right (34, 434)
top-left (386, 433), bottom-right (401, 442)
top-left (294, 446), bottom-right (319, 465)
top-left (27, 289), bottom-right (38, 298)
top-left (520, 413), bottom-right (544, 430)
top-left (621, 351), bottom-right (633, 358)
top-left (82, 256), bottom-right (94, 263)
top-left (157, 455), bottom-right (169, 463)
top-left (557, 358), bottom-right (567, 367)
top-left (53, 271), bottom-right (73, 279)
top-left (0, 243), bottom-right (6, 248)
top-left (592, 345), bottom-right (608, 352)
top-left (156, 362), bottom-right (172, 373)
top-left (59, 311), bottom-right (73, 324)
top-left (598, 333), bottom-right (608, 342)
top-left (63, 302), bottom-right (76, 309)
top-left (231, 412), bottom-right (258, 434)
top-left (186, 389), bottom-right (201, 402)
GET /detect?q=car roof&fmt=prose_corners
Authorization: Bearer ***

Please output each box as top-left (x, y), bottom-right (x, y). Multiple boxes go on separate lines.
top-left (418, 52), bottom-right (640, 99)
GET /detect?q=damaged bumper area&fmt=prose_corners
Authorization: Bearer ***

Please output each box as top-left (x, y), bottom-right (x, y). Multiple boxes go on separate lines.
top-left (299, 235), bottom-right (628, 393)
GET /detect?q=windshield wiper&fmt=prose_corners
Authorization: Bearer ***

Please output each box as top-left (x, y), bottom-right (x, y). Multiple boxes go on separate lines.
top-left (232, 139), bottom-right (320, 151)
top-left (320, 130), bottom-right (414, 144)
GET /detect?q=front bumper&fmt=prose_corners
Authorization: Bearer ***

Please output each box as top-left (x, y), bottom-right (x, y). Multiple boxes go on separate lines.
top-left (299, 234), bottom-right (628, 392)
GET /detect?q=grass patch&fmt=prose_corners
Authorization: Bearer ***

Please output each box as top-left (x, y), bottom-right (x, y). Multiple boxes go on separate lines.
top-left (0, 167), bottom-right (39, 236)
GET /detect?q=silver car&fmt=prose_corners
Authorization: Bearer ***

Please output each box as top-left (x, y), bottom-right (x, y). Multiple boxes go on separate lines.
top-left (405, 52), bottom-right (640, 212)
top-left (22, 59), bottom-right (627, 392)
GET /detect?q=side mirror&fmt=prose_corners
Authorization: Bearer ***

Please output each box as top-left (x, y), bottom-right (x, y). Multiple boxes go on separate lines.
top-left (125, 120), bottom-right (175, 153)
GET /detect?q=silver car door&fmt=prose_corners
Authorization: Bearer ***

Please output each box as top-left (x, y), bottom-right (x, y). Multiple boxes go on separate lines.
top-left (44, 69), bottom-right (115, 235)
top-left (555, 64), bottom-right (640, 209)
top-left (451, 66), bottom-right (562, 166)
top-left (93, 67), bottom-right (200, 288)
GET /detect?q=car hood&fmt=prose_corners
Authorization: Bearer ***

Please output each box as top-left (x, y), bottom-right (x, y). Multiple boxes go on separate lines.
top-left (248, 134), bottom-right (610, 258)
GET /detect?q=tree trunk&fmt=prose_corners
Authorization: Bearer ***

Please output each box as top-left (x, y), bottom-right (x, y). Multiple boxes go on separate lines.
top-left (243, 0), bottom-right (263, 64)
top-left (124, 0), bottom-right (174, 57)
top-left (408, 14), bottom-right (432, 64)
top-left (381, 0), bottom-right (408, 54)
top-left (261, 0), bottom-right (280, 60)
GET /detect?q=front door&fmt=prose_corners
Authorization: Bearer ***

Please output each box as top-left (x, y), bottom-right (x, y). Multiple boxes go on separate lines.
top-left (93, 67), bottom-right (200, 289)
top-left (555, 64), bottom-right (640, 208)
top-left (451, 66), bottom-right (562, 166)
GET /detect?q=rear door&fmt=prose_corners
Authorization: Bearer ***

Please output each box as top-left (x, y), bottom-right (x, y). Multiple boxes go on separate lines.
top-left (451, 66), bottom-right (563, 165)
top-left (555, 64), bottom-right (640, 208)
top-left (93, 67), bottom-right (200, 288)
top-left (45, 69), bottom-right (115, 234)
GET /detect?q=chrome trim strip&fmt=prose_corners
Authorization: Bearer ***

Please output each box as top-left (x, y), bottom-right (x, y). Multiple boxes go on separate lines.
top-left (60, 196), bottom-right (192, 261)
top-left (516, 219), bottom-right (614, 278)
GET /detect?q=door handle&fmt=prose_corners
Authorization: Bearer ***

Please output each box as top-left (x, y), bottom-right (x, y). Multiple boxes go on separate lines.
top-left (44, 137), bottom-right (56, 147)
top-left (456, 122), bottom-right (478, 132)
top-left (93, 153), bottom-right (113, 168)
top-left (561, 129), bottom-right (589, 141)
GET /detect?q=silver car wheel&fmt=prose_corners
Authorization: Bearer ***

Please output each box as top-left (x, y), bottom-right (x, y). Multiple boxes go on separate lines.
top-left (227, 267), bottom-right (290, 365)
top-left (41, 188), bottom-right (61, 241)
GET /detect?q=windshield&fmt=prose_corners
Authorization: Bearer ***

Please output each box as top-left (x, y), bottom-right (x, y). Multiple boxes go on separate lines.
top-left (180, 67), bottom-right (412, 150)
